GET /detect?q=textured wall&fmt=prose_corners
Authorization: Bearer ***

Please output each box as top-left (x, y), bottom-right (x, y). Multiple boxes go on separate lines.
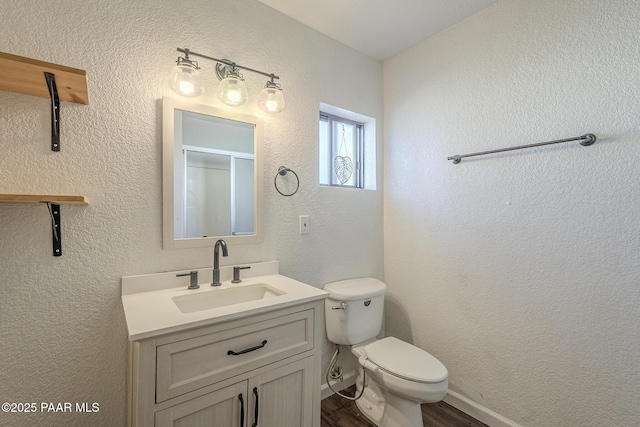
top-left (0, 0), bottom-right (383, 425)
top-left (384, 0), bottom-right (640, 426)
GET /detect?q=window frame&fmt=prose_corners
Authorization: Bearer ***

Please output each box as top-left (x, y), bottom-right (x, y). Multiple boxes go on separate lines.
top-left (319, 112), bottom-right (364, 188)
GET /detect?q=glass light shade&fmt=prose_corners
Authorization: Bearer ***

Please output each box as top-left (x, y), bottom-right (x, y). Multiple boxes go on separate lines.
top-left (216, 76), bottom-right (249, 106)
top-left (168, 63), bottom-right (203, 97)
top-left (257, 86), bottom-right (285, 114)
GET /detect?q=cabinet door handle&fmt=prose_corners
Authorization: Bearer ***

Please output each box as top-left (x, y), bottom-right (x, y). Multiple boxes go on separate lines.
top-left (238, 393), bottom-right (244, 427)
top-left (252, 387), bottom-right (259, 427)
top-left (227, 340), bottom-right (267, 356)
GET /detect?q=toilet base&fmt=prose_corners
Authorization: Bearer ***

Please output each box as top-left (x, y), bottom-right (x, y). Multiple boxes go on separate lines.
top-left (355, 376), bottom-right (424, 427)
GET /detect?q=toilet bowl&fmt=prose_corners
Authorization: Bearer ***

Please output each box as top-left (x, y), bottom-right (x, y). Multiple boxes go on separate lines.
top-left (323, 278), bottom-right (449, 427)
top-left (352, 337), bottom-right (448, 426)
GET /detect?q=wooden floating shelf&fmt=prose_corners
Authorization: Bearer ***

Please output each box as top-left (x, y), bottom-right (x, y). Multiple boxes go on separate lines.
top-left (0, 52), bottom-right (89, 104)
top-left (0, 194), bottom-right (90, 256)
top-left (0, 194), bottom-right (90, 205)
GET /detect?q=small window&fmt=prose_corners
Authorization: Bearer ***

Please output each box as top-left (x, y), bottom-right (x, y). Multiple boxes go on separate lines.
top-left (319, 113), bottom-right (364, 188)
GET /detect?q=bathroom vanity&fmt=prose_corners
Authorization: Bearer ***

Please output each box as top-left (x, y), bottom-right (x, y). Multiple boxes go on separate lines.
top-left (122, 262), bottom-right (327, 427)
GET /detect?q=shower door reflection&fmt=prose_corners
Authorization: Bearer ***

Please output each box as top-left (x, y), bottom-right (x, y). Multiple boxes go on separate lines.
top-left (182, 148), bottom-right (254, 238)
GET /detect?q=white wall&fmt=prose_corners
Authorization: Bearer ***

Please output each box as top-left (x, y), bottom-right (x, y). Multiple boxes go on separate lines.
top-left (384, 0), bottom-right (640, 426)
top-left (0, 0), bottom-right (383, 425)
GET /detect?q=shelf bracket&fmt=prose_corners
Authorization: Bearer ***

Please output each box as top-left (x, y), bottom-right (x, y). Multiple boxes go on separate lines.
top-left (46, 203), bottom-right (62, 256)
top-left (44, 72), bottom-right (61, 151)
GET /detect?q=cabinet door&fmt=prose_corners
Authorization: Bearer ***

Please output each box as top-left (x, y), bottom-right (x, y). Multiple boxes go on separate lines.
top-left (156, 381), bottom-right (247, 427)
top-left (248, 357), bottom-right (314, 427)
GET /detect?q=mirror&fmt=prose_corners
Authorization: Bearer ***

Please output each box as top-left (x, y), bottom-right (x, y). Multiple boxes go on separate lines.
top-left (163, 96), bottom-right (263, 249)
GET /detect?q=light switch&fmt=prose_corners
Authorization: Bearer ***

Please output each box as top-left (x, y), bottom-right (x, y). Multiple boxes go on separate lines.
top-left (299, 215), bottom-right (310, 234)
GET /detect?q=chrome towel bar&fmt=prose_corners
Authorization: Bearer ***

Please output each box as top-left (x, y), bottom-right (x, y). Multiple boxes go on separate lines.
top-left (448, 133), bottom-right (596, 164)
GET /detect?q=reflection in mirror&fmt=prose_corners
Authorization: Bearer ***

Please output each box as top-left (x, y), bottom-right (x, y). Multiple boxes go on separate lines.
top-left (163, 97), bottom-right (263, 249)
top-left (177, 113), bottom-right (254, 238)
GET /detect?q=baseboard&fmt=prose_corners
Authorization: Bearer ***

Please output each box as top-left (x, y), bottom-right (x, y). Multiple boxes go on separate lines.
top-left (443, 390), bottom-right (523, 427)
top-left (320, 371), bottom-right (357, 400)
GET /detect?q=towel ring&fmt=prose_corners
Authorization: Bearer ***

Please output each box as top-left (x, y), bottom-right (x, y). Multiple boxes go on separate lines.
top-left (274, 166), bottom-right (299, 197)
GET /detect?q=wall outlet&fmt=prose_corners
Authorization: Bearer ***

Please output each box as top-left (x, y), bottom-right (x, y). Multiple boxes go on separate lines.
top-left (299, 215), bottom-right (310, 234)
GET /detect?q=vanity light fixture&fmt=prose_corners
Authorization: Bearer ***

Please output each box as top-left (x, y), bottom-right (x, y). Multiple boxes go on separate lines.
top-left (216, 66), bottom-right (248, 107)
top-left (168, 48), bottom-right (285, 113)
top-left (167, 51), bottom-right (203, 98)
top-left (257, 77), bottom-right (285, 114)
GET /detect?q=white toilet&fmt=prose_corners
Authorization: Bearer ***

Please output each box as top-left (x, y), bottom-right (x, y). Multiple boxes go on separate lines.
top-left (324, 278), bottom-right (448, 427)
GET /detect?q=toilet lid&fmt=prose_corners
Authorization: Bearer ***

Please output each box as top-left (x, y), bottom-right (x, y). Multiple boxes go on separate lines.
top-left (364, 337), bottom-right (448, 384)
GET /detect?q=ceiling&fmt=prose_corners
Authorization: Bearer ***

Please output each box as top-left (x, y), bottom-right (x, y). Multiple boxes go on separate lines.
top-left (256, 0), bottom-right (497, 61)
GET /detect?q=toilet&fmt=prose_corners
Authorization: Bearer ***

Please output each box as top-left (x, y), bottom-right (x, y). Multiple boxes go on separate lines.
top-left (324, 278), bottom-right (448, 427)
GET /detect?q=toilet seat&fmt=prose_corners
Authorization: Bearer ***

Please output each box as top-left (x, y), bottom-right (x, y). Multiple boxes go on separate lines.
top-left (364, 337), bottom-right (448, 384)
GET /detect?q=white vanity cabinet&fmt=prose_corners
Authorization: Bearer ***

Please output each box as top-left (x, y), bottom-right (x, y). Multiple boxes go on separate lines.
top-left (127, 301), bottom-right (323, 427)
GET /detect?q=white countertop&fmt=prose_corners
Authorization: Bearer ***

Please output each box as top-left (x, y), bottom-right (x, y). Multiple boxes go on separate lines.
top-left (121, 261), bottom-right (328, 341)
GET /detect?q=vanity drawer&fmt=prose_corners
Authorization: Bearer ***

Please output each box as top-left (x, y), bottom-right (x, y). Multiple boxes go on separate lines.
top-left (156, 309), bottom-right (314, 402)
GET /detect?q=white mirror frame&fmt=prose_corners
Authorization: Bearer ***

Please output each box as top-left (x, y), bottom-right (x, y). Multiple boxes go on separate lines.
top-left (162, 96), bottom-right (264, 249)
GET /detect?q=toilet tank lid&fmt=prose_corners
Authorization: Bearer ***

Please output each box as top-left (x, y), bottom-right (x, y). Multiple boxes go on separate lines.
top-left (323, 277), bottom-right (387, 300)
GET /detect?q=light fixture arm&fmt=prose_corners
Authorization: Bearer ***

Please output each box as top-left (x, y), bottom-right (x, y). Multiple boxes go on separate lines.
top-left (177, 48), bottom-right (279, 81)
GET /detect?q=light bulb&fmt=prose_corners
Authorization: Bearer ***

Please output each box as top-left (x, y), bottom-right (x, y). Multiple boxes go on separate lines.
top-left (179, 80), bottom-right (195, 95)
top-left (226, 89), bottom-right (242, 104)
top-left (217, 76), bottom-right (248, 106)
top-left (266, 99), bottom-right (279, 111)
top-left (257, 84), bottom-right (285, 114)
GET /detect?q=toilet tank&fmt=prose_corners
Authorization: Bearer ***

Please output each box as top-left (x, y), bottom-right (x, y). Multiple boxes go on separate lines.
top-left (323, 278), bottom-right (387, 345)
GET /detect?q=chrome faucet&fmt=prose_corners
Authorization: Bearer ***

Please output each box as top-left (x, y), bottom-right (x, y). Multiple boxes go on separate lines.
top-left (212, 239), bottom-right (228, 286)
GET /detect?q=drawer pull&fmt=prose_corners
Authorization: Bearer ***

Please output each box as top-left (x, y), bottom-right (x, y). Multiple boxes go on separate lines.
top-left (227, 340), bottom-right (268, 356)
top-left (252, 387), bottom-right (259, 427)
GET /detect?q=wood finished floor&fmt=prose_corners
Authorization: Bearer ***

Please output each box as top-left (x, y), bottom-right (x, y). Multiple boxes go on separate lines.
top-left (321, 387), bottom-right (488, 427)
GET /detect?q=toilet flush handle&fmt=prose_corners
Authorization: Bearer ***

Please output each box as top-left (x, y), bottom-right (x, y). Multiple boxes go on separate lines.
top-left (332, 302), bottom-right (347, 310)
top-left (358, 355), bottom-right (379, 372)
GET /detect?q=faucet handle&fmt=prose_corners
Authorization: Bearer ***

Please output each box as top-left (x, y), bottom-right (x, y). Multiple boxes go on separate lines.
top-left (177, 271), bottom-right (199, 289)
top-left (232, 266), bottom-right (251, 283)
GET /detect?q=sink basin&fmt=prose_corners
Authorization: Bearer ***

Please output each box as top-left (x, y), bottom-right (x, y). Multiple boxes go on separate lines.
top-left (172, 283), bottom-right (285, 314)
